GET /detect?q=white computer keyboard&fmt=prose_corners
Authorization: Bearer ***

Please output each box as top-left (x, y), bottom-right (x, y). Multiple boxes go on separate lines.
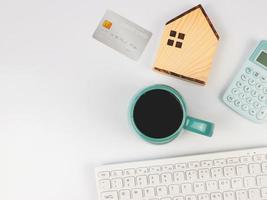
top-left (95, 147), bottom-right (267, 200)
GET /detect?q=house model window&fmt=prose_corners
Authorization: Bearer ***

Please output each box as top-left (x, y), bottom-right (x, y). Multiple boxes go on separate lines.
top-left (153, 4), bottom-right (220, 85)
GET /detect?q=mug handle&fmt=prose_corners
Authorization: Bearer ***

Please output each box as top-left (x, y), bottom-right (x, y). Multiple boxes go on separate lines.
top-left (183, 116), bottom-right (214, 137)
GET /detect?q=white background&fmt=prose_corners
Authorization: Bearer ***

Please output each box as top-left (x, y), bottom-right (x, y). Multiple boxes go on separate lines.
top-left (1, 0), bottom-right (267, 199)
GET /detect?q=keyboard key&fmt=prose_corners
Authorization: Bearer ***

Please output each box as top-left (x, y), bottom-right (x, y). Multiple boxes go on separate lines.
top-left (161, 173), bottom-right (172, 184)
top-left (176, 163), bottom-right (187, 170)
top-left (132, 188), bottom-right (142, 199)
top-left (156, 186), bottom-right (168, 196)
top-left (223, 191), bottom-right (235, 200)
top-left (193, 182), bottom-right (205, 193)
top-left (186, 170), bottom-right (198, 181)
top-left (150, 166), bottom-right (161, 173)
top-left (261, 188), bottom-right (267, 198)
top-left (181, 183), bottom-right (192, 194)
top-left (185, 195), bottom-right (197, 200)
top-left (251, 90), bottom-right (257, 97)
top-left (173, 197), bottom-right (184, 200)
top-left (252, 71), bottom-right (260, 79)
top-left (244, 176), bottom-right (256, 187)
top-left (214, 159), bottom-right (226, 167)
top-left (249, 163), bottom-right (261, 174)
top-left (144, 187), bottom-right (155, 198)
top-left (201, 160), bottom-right (213, 168)
top-left (244, 85), bottom-right (250, 93)
top-left (245, 67), bottom-right (252, 74)
top-left (249, 109), bottom-right (256, 116)
top-left (169, 184), bottom-right (180, 195)
top-left (253, 154), bottom-right (266, 162)
top-left (227, 157), bottom-right (239, 164)
top-left (236, 190), bottom-right (248, 200)
top-left (136, 175), bottom-right (147, 187)
top-left (198, 193), bottom-right (210, 200)
top-left (248, 78), bottom-right (256, 85)
top-left (162, 165), bottom-right (174, 172)
top-left (257, 107), bottom-right (267, 120)
top-left (199, 169), bottom-right (210, 180)
top-left (189, 161), bottom-right (200, 169)
top-left (124, 169), bottom-right (135, 176)
top-left (224, 166), bottom-right (236, 177)
top-left (262, 162), bottom-right (267, 173)
top-left (98, 171), bottom-right (110, 179)
top-left (260, 76), bottom-right (267, 83)
top-left (241, 104), bottom-right (249, 111)
top-left (111, 178), bottom-right (123, 189)
top-left (206, 181), bottom-right (218, 191)
top-left (174, 171), bottom-right (185, 183)
top-left (119, 190), bottom-right (130, 200)
top-left (248, 188), bottom-right (260, 199)
top-left (101, 191), bottom-right (118, 200)
top-left (148, 174), bottom-right (160, 185)
top-left (236, 165), bottom-right (249, 176)
top-left (99, 180), bottom-right (111, 191)
top-left (259, 94), bottom-right (266, 102)
top-left (227, 95), bottom-right (234, 102)
top-left (240, 156), bottom-right (252, 163)
top-left (210, 192), bottom-right (222, 200)
top-left (241, 74), bottom-right (248, 81)
top-left (256, 175), bottom-right (267, 187)
top-left (124, 177), bottom-right (135, 187)
top-left (218, 179), bottom-right (231, 190)
top-left (231, 178), bottom-right (243, 189)
top-left (136, 167), bottom-right (148, 175)
top-left (211, 168), bottom-right (223, 179)
top-left (111, 170), bottom-right (123, 178)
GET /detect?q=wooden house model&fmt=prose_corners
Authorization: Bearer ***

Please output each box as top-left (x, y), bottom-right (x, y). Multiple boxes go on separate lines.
top-left (153, 4), bottom-right (220, 85)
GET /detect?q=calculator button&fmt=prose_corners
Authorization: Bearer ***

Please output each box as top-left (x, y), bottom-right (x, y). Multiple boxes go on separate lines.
top-left (251, 90), bottom-right (257, 97)
top-left (257, 107), bottom-right (267, 120)
top-left (253, 101), bottom-right (261, 109)
top-left (236, 81), bottom-right (243, 88)
top-left (260, 76), bottom-right (267, 83)
top-left (232, 88), bottom-right (239, 95)
top-left (239, 93), bottom-right (246, 99)
top-left (248, 79), bottom-right (256, 86)
top-left (255, 83), bottom-right (263, 90)
top-left (258, 95), bottom-right (266, 102)
top-left (249, 109), bottom-right (256, 116)
top-left (227, 95), bottom-right (234, 102)
top-left (263, 87), bottom-right (267, 94)
top-left (252, 71), bottom-right (260, 79)
top-left (241, 104), bottom-right (249, 111)
top-left (241, 74), bottom-right (248, 81)
top-left (234, 100), bottom-right (241, 107)
top-left (244, 86), bottom-right (251, 93)
top-left (245, 67), bottom-right (252, 74)
top-left (246, 97), bottom-right (253, 104)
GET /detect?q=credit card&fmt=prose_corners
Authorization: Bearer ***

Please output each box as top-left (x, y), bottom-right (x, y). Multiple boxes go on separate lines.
top-left (93, 10), bottom-right (152, 60)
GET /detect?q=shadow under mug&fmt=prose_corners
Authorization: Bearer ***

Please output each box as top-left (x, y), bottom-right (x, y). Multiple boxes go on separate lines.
top-left (129, 85), bottom-right (214, 144)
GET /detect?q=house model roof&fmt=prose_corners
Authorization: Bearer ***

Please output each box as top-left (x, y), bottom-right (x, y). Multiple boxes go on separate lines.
top-left (153, 4), bottom-right (220, 85)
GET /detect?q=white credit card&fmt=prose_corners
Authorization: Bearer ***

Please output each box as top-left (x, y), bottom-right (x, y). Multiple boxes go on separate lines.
top-left (93, 10), bottom-right (152, 60)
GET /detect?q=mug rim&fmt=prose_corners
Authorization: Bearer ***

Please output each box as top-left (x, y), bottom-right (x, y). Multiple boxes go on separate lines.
top-left (129, 84), bottom-right (188, 144)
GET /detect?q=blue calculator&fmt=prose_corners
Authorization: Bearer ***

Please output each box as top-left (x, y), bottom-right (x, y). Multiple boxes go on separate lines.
top-left (223, 40), bottom-right (267, 123)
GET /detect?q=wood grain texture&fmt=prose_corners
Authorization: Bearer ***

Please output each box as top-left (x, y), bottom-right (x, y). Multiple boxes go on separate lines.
top-left (153, 5), bottom-right (219, 85)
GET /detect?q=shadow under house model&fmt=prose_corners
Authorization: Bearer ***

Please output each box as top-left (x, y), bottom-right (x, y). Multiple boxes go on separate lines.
top-left (153, 4), bottom-right (220, 85)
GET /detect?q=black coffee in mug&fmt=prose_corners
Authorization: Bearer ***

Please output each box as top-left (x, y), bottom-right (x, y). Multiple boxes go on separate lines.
top-left (133, 89), bottom-right (184, 139)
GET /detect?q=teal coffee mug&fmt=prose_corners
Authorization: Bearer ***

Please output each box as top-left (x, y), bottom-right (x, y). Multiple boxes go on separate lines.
top-left (129, 85), bottom-right (214, 144)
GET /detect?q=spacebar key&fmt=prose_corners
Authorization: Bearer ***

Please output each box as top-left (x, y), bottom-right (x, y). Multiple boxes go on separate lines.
top-left (101, 191), bottom-right (118, 200)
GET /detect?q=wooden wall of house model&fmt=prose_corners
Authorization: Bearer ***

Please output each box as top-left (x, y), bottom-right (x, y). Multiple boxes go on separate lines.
top-left (153, 4), bottom-right (220, 85)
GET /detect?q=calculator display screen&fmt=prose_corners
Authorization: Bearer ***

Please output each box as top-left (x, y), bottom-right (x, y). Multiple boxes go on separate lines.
top-left (256, 51), bottom-right (267, 67)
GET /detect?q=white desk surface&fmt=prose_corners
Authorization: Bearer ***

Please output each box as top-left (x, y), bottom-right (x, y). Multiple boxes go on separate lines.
top-left (1, 0), bottom-right (267, 199)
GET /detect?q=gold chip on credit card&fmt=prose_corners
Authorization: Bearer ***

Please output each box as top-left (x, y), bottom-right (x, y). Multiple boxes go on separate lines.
top-left (102, 20), bottom-right (112, 29)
